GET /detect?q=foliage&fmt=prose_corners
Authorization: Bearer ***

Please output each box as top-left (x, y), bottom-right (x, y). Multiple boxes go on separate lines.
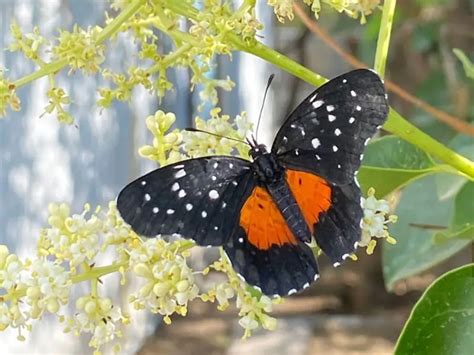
top-left (0, 0), bottom-right (473, 353)
top-left (395, 264), bottom-right (474, 355)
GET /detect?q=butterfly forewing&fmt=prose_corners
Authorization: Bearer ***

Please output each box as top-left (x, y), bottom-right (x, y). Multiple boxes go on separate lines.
top-left (272, 69), bottom-right (389, 185)
top-left (117, 156), bottom-right (255, 246)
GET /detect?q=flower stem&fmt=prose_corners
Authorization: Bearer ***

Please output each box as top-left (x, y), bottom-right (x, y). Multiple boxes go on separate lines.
top-left (13, 0), bottom-right (146, 89)
top-left (71, 262), bottom-right (128, 284)
top-left (374, 0), bottom-right (397, 77)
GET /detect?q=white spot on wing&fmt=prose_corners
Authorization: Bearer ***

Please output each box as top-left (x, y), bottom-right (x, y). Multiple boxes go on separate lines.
top-left (342, 79), bottom-right (347, 83)
top-left (342, 253), bottom-right (350, 260)
top-left (144, 194), bottom-right (151, 201)
top-left (209, 190), bottom-right (219, 199)
top-left (332, 145), bottom-right (339, 152)
top-left (153, 207), bottom-right (159, 213)
top-left (214, 226), bottom-right (218, 231)
top-left (312, 100), bottom-right (324, 109)
top-left (232, 181), bottom-right (238, 186)
top-left (314, 274), bottom-right (320, 281)
top-left (174, 164), bottom-right (184, 169)
top-left (311, 138), bottom-right (320, 149)
top-left (356, 105), bottom-right (362, 111)
top-left (166, 209), bottom-right (175, 215)
top-left (315, 154), bottom-right (321, 160)
top-left (238, 237), bottom-right (243, 243)
top-left (175, 169), bottom-right (186, 178)
top-left (141, 181), bottom-right (146, 186)
top-left (171, 182), bottom-right (180, 191)
top-left (303, 282), bottom-right (310, 289)
top-left (201, 211), bottom-right (207, 218)
top-left (360, 153), bottom-right (364, 160)
top-left (350, 90), bottom-right (357, 97)
top-left (178, 189), bottom-right (186, 198)
top-left (288, 289), bottom-right (297, 295)
top-left (354, 177), bottom-right (361, 188)
top-left (222, 202), bottom-right (227, 208)
top-left (334, 128), bottom-right (341, 136)
top-left (186, 203), bottom-right (193, 211)
top-left (333, 262), bottom-right (341, 267)
top-left (328, 115), bottom-right (336, 122)
top-left (327, 105), bottom-right (335, 112)
top-left (213, 162), bottom-right (218, 169)
top-left (229, 163), bottom-right (234, 168)
top-left (211, 175), bottom-right (217, 181)
top-left (364, 138), bottom-right (370, 146)
top-left (349, 117), bottom-right (355, 124)
top-left (294, 149), bottom-right (299, 156)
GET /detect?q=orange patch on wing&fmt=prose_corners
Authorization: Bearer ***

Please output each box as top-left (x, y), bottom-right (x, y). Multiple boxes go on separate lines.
top-left (286, 170), bottom-right (332, 233)
top-left (240, 187), bottom-right (297, 250)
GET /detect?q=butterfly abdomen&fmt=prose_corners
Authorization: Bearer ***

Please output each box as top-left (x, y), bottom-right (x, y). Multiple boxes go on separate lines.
top-left (266, 178), bottom-right (313, 243)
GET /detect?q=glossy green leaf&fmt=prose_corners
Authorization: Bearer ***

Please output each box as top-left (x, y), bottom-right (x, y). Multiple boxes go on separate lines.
top-left (359, 136), bottom-right (442, 197)
top-left (395, 264), bottom-right (474, 355)
top-left (434, 182), bottom-right (474, 242)
top-left (382, 176), bottom-right (470, 290)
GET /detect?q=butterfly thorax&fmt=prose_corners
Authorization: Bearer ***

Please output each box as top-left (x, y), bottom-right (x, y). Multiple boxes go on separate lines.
top-left (250, 144), bottom-right (284, 184)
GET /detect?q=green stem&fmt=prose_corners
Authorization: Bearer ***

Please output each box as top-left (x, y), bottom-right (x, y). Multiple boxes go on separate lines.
top-left (13, 0), bottom-right (146, 89)
top-left (71, 262), bottom-right (128, 284)
top-left (374, 0), bottom-right (397, 77)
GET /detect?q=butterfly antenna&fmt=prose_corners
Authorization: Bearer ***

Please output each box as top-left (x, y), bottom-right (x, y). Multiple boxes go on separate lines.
top-left (185, 127), bottom-right (251, 146)
top-left (255, 73), bottom-right (275, 142)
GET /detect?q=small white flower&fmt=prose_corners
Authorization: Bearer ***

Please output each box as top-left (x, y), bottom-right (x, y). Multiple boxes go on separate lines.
top-left (361, 188), bottom-right (398, 254)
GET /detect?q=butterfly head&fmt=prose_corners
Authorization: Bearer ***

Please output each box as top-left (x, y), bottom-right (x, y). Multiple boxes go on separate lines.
top-left (249, 143), bottom-right (268, 160)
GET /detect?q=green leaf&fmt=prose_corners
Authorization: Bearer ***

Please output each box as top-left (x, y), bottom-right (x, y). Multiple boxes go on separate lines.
top-left (395, 264), bottom-right (474, 355)
top-left (359, 136), bottom-right (442, 197)
top-left (434, 182), bottom-right (474, 242)
top-left (453, 182), bottom-right (474, 227)
top-left (453, 48), bottom-right (474, 80)
top-left (382, 176), bottom-right (471, 290)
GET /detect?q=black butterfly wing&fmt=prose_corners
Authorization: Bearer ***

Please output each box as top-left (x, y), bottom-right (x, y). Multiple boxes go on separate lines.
top-left (314, 180), bottom-right (363, 265)
top-left (225, 226), bottom-right (319, 297)
top-left (117, 156), bottom-right (256, 246)
top-left (272, 69), bottom-right (389, 185)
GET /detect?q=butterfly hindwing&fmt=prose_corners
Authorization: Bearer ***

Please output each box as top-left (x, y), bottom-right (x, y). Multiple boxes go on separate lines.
top-left (224, 186), bottom-right (319, 296)
top-left (117, 156), bottom-right (255, 246)
top-left (272, 69), bottom-right (389, 185)
top-left (313, 180), bottom-right (363, 264)
top-left (225, 228), bottom-right (319, 297)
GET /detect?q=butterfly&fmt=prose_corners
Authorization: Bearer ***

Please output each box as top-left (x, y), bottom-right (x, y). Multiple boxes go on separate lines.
top-left (117, 69), bottom-right (389, 297)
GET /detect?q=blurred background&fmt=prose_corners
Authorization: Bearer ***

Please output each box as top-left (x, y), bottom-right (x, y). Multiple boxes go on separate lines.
top-left (0, 0), bottom-right (472, 354)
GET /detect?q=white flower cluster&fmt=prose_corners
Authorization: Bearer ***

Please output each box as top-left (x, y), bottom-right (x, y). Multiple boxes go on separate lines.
top-left (65, 295), bottom-right (125, 352)
top-left (128, 239), bottom-right (199, 324)
top-left (203, 251), bottom-right (280, 338)
top-left (139, 108), bottom-right (252, 167)
top-left (361, 188), bottom-right (398, 254)
top-left (268, 0), bottom-right (382, 23)
top-left (183, 108), bottom-right (251, 158)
